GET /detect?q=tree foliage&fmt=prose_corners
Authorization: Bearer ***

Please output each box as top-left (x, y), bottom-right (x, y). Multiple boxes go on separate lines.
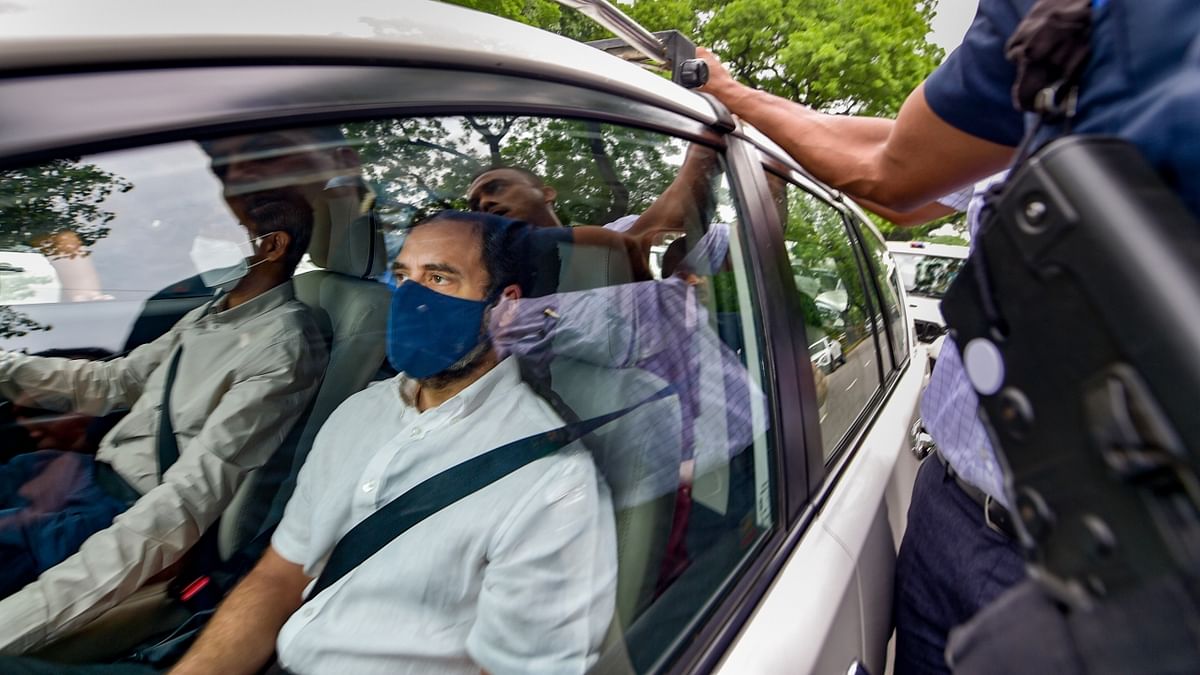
top-left (442, 0), bottom-right (943, 116)
top-left (0, 160), bottom-right (133, 259)
top-left (345, 116), bottom-right (679, 226)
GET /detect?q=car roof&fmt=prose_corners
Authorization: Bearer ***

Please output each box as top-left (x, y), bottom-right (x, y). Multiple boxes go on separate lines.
top-left (886, 241), bottom-right (969, 258)
top-left (0, 0), bottom-right (718, 125)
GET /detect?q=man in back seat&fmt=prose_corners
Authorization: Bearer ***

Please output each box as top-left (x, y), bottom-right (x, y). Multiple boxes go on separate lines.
top-left (164, 210), bottom-right (616, 675)
top-left (0, 184), bottom-right (327, 653)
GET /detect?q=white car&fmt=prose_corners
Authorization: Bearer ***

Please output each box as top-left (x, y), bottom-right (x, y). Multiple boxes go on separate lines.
top-left (809, 335), bottom-right (845, 374)
top-left (887, 240), bottom-right (968, 364)
top-left (0, 3), bottom-right (925, 673)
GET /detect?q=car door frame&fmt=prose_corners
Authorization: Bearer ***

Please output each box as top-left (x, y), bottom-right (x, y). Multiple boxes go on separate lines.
top-left (0, 56), bottom-right (834, 673)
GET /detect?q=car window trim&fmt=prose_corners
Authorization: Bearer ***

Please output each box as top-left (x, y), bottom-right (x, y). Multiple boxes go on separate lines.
top-left (0, 64), bottom-right (725, 170)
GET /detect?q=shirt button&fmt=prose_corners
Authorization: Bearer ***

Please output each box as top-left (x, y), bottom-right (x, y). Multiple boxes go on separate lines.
top-left (361, 480), bottom-right (377, 494)
top-left (410, 427), bottom-right (425, 439)
top-left (301, 607), bottom-right (315, 618)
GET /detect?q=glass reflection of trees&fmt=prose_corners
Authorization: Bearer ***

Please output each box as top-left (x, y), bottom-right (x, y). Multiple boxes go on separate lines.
top-left (0, 160), bottom-right (132, 338)
top-left (345, 116), bottom-right (679, 225)
top-left (779, 187), bottom-right (872, 348)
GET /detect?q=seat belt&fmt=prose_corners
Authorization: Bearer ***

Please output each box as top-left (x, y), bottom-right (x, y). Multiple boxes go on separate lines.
top-left (156, 345), bottom-right (184, 473)
top-left (304, 384), bottom-right (675, 603)
top-left (151, 344), bottom-right (226, 608)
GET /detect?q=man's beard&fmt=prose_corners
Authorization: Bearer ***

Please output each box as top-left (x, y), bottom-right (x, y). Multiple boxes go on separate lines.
top-left (419, 335), bottom-right (493, 390)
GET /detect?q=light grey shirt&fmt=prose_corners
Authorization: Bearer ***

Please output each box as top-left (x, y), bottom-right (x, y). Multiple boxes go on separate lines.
top-left (272, 357), bottom-right (617, 675)
top-left (0, 280), bottom-right (328, 652)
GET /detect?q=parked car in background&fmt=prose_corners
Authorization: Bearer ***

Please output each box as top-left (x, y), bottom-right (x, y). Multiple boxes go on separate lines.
top-left (0, 2), bottom-right (925, 672)
top-left (887, 240), bottom-right (967, 365)
top-left (809, 335), bottom-right (845, 374)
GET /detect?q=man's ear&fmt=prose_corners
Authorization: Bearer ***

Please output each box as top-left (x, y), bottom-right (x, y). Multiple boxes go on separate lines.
top-left (541, 185), bottom-right (557, 206)
top-left (501, 283), bottom-right (523, 301)
top-left (260, 230), bottom-right (292, 264)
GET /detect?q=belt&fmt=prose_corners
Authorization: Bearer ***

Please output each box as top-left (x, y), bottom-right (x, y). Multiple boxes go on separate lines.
top-left (94, 461), bottom-right (141, 507)
top-left (935, 450), bottom-right (1017, 539)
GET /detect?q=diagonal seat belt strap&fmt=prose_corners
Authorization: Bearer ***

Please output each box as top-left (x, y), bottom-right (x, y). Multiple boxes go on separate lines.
top-left (305, 384), bottom-right (675, 603)
top-left (157, 345), bottom-right (184, 476)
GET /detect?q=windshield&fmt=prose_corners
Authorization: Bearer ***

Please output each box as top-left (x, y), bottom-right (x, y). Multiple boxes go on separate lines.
top-left (893, 252), bottom-right (965, 299)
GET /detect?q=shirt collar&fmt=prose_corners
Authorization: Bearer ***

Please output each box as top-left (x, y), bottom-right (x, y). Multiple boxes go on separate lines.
top-left (396, 356), bottom-right (520, 421)
top-left (205, 279), bottom-right (296, 325)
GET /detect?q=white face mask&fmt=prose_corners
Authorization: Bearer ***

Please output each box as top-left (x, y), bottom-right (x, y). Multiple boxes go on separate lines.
top-left (189, 232), bottom-right (271, 289)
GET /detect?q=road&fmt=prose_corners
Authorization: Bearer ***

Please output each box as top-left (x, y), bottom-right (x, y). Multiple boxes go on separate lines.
top-left (816, 338), bottom-right (881, 458)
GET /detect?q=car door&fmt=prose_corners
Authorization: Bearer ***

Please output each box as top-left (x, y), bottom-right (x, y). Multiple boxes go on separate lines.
top-left (0, 49), bottom-right (813, 670)
top-left (710, 146), bottom-right (926, 675)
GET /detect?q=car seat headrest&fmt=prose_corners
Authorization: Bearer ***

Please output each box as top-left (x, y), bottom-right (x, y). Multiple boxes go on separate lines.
top-left (307, 185), bottom-right (387, 279)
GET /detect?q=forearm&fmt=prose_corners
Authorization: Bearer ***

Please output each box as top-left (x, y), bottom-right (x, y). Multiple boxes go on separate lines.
top-left (701, 45), bottom-right (1015, 212)
top-left (855, 197), bottom-right (958, 227)
top-left (171, 548), bottom-right (308, 675)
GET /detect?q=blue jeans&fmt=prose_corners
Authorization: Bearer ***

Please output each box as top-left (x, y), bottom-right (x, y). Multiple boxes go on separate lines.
top-left (893, 456), bottom-right (1025, 675)
top-left (0, 450), bottom-right (130, 598)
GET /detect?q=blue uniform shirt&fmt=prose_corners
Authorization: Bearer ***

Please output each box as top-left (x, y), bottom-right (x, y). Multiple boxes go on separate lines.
top-left (921, 0), bottom-right (1200, 501)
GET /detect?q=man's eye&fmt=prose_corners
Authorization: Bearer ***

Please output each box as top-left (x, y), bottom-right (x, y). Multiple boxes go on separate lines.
top-left (393, 271), bottom-right (408, 283)
top-left (431, 274), bottom-right (447, 284)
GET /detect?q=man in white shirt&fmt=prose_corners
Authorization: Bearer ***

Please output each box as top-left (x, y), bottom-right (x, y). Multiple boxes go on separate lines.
top-left (170, 210), bottom-right (617, 675)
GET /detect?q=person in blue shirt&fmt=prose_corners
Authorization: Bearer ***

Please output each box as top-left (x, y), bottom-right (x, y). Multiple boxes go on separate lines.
top-left (696, 1), bottom-right (1200, 672)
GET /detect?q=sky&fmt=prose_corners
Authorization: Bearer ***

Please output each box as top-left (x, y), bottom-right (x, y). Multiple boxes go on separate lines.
top-left (929, 0), bottom-right (979, 53)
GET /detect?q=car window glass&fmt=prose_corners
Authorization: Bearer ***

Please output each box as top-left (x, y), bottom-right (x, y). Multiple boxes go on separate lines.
top-left (857, 225), bottom-right (909, 371)
top-left (767, 172), bottom-right (882, 459)
top-left (0, 118), bottom-right (775, 671)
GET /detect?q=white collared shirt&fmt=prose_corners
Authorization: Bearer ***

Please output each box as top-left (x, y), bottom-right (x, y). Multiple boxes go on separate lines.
top-left (272, 357), bottom-right (617, 675)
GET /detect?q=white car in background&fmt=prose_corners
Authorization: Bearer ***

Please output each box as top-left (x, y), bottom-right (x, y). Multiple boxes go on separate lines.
top-left (809, 335), bottom-right (845, 374)
top-left (887, 241), bottom-right (968, 364)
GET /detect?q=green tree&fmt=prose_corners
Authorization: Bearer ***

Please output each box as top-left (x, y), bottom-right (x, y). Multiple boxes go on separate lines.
top-left (441, 0), bottom-right (942, 116)
top-left (702, 0), bottom-right (943, 115)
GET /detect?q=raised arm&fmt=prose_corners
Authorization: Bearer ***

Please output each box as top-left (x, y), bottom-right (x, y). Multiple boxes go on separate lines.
top-left (171, 546), bottom-right (311, 675)
top-left (623, 144), bottom-right (722, 242)
top-left (697, 48), bottom-right (1015, 213)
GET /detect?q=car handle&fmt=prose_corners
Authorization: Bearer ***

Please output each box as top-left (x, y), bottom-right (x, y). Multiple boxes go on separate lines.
top-left (847, 660), bottom-right (872, 675)
top-left (910, 418), bottom-right (936, 461)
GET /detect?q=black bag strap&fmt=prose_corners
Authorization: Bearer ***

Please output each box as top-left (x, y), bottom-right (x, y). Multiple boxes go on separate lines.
top-left (157, 345), bottom-right (184, 476)
top-left (305, 384), bottom-right (674, 603)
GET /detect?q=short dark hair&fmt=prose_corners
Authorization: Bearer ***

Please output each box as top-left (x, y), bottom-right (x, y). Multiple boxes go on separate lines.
top-left (468, 164), bottom-right (545, 188)
top-left (241, 191), bottom-right (314, 270)
top-left (412, 210), bottom-right (532, 298)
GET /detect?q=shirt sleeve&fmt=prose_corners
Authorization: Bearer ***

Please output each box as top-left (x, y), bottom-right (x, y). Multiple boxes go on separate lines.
top-left (923, 0), bottom-right (1027, 147)
top-left (602, 214), bottom-right (640, 233)
top-left (0, 329), bottom-right (327, 653)
top-left (0, 321), bottom-right (181, 415)
top-left (466, 449), bottom-right (617, 675)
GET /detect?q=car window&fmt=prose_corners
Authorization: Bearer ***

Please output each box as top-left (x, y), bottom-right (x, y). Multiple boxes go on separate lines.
top-left (0, 117), bottom-right (775, 671)
top-left (857, 225), bottom-right (909, 372)
top-left (767, 171), bottom-right (882, 459)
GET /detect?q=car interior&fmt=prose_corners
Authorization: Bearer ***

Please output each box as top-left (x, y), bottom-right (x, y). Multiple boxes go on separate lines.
top-left (2, 117), bottom-right (776, 671)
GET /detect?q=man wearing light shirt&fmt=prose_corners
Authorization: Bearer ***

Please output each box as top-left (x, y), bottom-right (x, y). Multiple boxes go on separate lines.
top-left (166, 211), bottom-right (616, 675)
top-left (0, 189), bottom-right (328, 654)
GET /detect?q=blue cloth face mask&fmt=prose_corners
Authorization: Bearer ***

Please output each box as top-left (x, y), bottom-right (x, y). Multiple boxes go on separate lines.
top-left (387, 281), bottom-right (490, 379)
